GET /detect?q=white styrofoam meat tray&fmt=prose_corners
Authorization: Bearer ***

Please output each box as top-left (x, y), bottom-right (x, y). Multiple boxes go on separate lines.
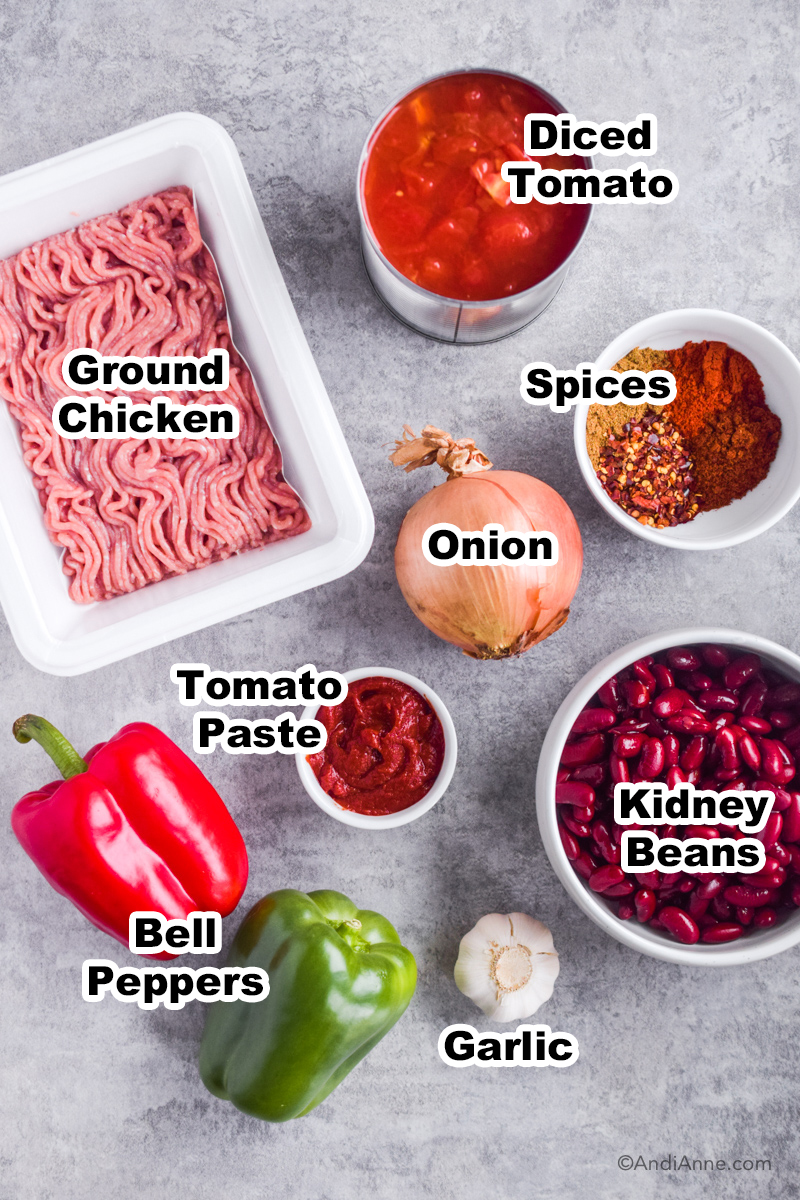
top-left (0, 113), bottom-right (374, 675)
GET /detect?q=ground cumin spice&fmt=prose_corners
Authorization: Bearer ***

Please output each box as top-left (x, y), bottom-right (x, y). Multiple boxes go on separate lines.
top-left (589, 339), bottom-right (781, 520)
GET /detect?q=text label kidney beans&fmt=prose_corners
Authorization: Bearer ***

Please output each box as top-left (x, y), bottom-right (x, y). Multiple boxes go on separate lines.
top-left (556, 642), bottom-right (800, 946)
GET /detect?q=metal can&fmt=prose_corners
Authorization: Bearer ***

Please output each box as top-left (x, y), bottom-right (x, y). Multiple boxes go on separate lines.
top-left (357, 68), bottom-right (592, 344)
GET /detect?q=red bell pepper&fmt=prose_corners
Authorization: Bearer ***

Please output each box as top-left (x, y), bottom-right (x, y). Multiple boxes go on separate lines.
top-left (11, 715), bottom-right (248, 957)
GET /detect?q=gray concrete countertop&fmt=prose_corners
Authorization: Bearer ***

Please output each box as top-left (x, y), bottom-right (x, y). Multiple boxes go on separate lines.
top-left (1, 2), bottom-right (798, 1197)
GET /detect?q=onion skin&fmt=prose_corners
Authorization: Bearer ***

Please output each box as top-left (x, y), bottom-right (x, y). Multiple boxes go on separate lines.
top-left (394, 470), bottom-right (583, 660)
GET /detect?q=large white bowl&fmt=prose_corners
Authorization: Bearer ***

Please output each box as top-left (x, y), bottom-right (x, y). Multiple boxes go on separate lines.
top-left (574, 309), bottom-right (800, 550)
top-left (0, 113), bottom-right (373, 674)
top-left (296, 667), bottom-right (457, 829)
top-left (536, 627), bottom-right (800, 966)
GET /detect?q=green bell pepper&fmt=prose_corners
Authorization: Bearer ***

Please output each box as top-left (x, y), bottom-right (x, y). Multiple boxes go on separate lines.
top-left (198, 888), bottom-right (417, 1121)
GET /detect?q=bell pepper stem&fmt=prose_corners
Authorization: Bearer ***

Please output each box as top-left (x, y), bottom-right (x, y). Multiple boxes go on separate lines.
top-left (13, 714), bottom-right (89, 780)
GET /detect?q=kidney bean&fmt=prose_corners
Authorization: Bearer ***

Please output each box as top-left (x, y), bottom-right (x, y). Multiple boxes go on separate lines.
top-left (784, 726), bottom-right (800, 754)
top-left (715, 727), bottom-right (740, 772)
top-left (687, 671), bottom-right (714, 692)
top-left (649, 914), bottom-right (664, 930)
top-left (667, 712), bottom-right (712, 734)
top-left (688, 891), bottom-right (710, 918)
top-left (663, 734), bottom-right (680, 766)
top-left (775, 741), bottom-right (796, 779)
top-left (755, 812), bottom-right (783, 850)
top-left (711, 896), bottom-right (734, 921)
top-left (639, 737), bottom-right (665, 780)
top-left (613, 732), bottom-right (644, 758)
top-left (591, 819), bottom-right (620, 864)
top-left (704, 687), bottom-right (739, 711)
top-left (560, 812), bottom-right (592, 839)
top-left (702, 644), bottom-right (731, 670)
top-left (789, 847), bottom-right (800, 875)
top-left (768, 788), bottom-right (791, 812)
top-left (781, 794), bottom-right (800, 843)
top-left (634, 871), bottom-right (661, 888)
top-left (659, 906), bottom-right (700, 944)
top-left (768, 709), bottom-right (797, 731)
top-left (722, 654), bottom-right (762, 690)
top-left (618, 902), bottom-right (635, 920)
top-left (736, 906), bottom-right (754, 926)
top-left (666, 647), bottom-right (702, 672)
top-left (791, 882), bottom-right (800, 907)
top-left (678, 736), bottom-right (706, 772)
top-left (766, 682), bottom-right (800, 708)
top-left (712, 713), bottom-right (737, 731)
top-left (724, 885), bottom-right (774, 908)
top-left (568, 763), bottom-right (605, 789)
top-left (697, 876), bottom-right (725, 900)
top-left (589, 864), bottom-right (626, 894)
top-left (771, 842), bottom-right (791, 868)
top-left (702, 923), bottom-right (744, 943)
top-left (634, 888), bottom-right (656, 922)
top-left (660, 824), bottom-right (677, 839)
top-left (736, 731), bottom-right (761, 772)
top-left (597, 676), bottom-right (623, 711)
top-left (561, 733), bottom-right (606, 767)
top-left (616, 718), bottom-right (650, 733)
top-left (740, 715), bottom-right (771, 734)
top-left (753, 907), bottom-right (777, 929)
top-left (746, 868), bottom-right (787, 890)
top-left (652, 663), bottom-right (675, 690)
top-left (609, 753), bottom-right (630, 784)
top-left (714, 766), bottom-right (739, 781)
top-left (559, 826), bottom-right (580, 861)
top-left (689, 826), bottom-right (720, 841)
top-left (740, 680), bottom-right (768, 717)
top-left (651, 688), bottom-right (687, 718)
top-left (624, 680), bottom-right (651, 708)
top-left (571, 851), bottom-right (598, 881)
top-left (604, 880), bottom-right (636, 897)
top-left (572, 707), bottom-right (618, 735)
top-left (665, 765), bottom-right (687, 789)
top-left (557, 767), bottom-right (571, 784)
top-left (572, 805), bottom-right (596, 822)
top-left (556, 781), bottom-right (596, 807)
top-left (633, 660), bottom-right (657, 690)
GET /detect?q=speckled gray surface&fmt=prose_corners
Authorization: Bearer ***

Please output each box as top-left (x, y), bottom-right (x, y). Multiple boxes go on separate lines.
top-left (1, 1), bottom-right (799, 1197)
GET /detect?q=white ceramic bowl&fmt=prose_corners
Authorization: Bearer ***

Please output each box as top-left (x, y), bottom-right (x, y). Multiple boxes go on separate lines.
top-left (536, 627), bottom-right (800, 965)
top-left (574, 309), bottom-right (800, 550)
top-left (296, 667), bottom-right (457, 829)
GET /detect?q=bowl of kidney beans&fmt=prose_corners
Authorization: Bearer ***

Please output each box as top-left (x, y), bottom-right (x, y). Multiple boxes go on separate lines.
top-left (535, 629), bottom-right (800, 964)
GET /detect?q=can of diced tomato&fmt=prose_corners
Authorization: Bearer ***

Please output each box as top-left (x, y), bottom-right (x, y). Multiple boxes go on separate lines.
top-left (357, 68), bottom-right (593, 344)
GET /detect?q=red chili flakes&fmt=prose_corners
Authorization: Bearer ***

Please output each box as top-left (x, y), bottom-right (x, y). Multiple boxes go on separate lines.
top-left (597, 412), bottom-right (701, 527)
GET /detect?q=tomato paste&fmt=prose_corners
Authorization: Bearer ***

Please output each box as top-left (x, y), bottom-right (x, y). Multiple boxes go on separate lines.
top-left (308, 676), bottom-right (446, 815)
top-left (361, 71), bottom-right (590, 302)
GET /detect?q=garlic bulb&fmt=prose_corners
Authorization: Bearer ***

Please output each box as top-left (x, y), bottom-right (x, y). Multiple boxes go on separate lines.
top-left (454, 913), bottom-right (560, 1022)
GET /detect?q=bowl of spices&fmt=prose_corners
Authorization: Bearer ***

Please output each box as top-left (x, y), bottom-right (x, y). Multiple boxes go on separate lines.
top-left (296, 667), bottom-right (457, 828)
top-left (574, 309), bottom-right (800, 548)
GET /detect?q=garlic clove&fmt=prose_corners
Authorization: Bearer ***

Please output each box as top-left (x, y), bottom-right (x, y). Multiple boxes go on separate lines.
top-left (454, 912), bottom-right (560, 1022)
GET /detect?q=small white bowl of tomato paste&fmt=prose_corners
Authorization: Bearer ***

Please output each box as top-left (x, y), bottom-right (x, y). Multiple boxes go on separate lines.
top-left (296, 667), bottom-right (458, 828)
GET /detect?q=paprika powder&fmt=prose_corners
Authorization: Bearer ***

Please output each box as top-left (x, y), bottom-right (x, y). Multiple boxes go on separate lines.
top-left (666, 340), bottom-right (781, 510)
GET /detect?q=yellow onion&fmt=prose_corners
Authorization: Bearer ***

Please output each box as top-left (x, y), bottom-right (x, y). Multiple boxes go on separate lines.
top-left (390, 426), bottom-right (583, 659)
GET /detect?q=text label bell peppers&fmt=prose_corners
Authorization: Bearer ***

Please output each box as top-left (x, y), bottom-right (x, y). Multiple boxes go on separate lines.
top-left (199, 888), bottom-right (417, 1120)
top-left (11, 715), bottom-right (248, 956)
